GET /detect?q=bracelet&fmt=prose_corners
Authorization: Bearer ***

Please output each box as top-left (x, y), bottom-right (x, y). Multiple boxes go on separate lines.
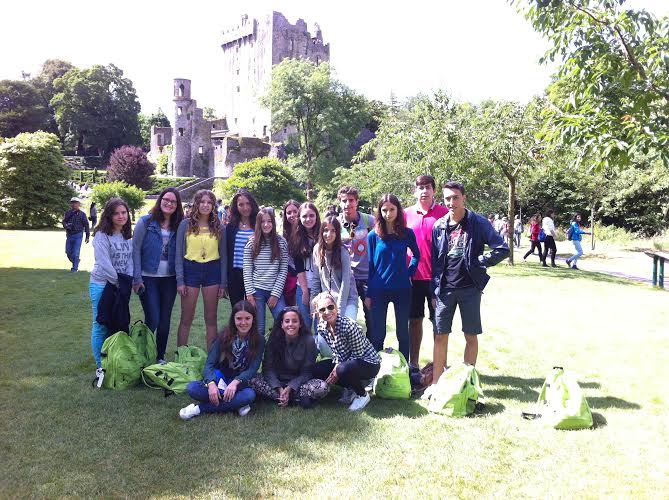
top-left (207, 381), bottom-right (216, 386)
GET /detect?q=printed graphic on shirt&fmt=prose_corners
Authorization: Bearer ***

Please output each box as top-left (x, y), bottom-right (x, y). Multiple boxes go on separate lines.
top-left (160, 234), bottom-right (169, 261)
top-left (112, 240), bottom-right (132, 271)
top-left (447, 224), bottom-right (465, 258)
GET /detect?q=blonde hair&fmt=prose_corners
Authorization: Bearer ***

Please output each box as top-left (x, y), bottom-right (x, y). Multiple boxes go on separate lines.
top-left (312, 292), bottom-right (336, 313)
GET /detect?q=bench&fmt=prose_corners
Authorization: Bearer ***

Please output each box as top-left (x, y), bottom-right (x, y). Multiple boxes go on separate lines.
top-left (645, 251), bottom-right (669, 288)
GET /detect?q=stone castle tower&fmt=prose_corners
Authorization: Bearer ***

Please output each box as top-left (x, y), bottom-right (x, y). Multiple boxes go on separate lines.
top-left (220, 12), bottom-right (330, 141)
top-left (172, 79), bottom-right (216, 178)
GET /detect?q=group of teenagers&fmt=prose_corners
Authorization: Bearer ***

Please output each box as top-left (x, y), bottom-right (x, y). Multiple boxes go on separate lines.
top-left (85, 175), bottom-right (510, 418)
top-left (522, 210), bottom-right (591, 269)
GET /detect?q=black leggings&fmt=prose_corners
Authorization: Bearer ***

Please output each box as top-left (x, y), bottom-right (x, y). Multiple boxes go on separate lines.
top-left (228, 268), bottom-right (246, 307)
top-left (313, 358), bottom-right (380, 396)
top-left (542, 236), bottom-right (557, 265)
top-left (523, 241), bottom-right (543, 261)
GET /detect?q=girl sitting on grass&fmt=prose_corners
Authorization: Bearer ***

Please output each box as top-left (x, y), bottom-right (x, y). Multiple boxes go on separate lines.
top-left (179, 300), bottom-right (264, 419)
top-left (250, 307), bottom-right (329, 409)
top-left (89, 198), bottom-right (134, 388)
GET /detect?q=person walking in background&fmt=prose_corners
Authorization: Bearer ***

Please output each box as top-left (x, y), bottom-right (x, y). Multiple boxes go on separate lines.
top-left (175, 189), bottom-right (227, 350)
top-left (513, 215), bottom-right (523, 248)
top-left (250, 307), bottom-right (329, 409)
top-left (366, 194), bottom-right (420, 362)
top-left (338, 185), bottom-right (375, 335)
top-left (310, 216), bottom-right (358, 320)
top-left (89, 198), bottom-right (133, 388)
top-left (132, 188), bottom-right (184, 363)
top-left (542, 209), bottom-right (558, 267)
top-left (428, 181), bottom-right (508, 396)
top-left (89, 202), bottom-right (98, 229)
top-left (566, 213), bottom-right (591, 270)
top-left (404, 175), bottom-right (448, 369)
top-left (523, 214), bottom-right (543, 263)
top-left (225, 190), bottom-right (260, 306)
top-left (243, 208), bottom-right (288, 336)
top-left (179, 300), bottom-right (264, 420)
top-left (312, 292), bottom-right (381, 412)
top-left (62, 196), bottom-right (90, 272)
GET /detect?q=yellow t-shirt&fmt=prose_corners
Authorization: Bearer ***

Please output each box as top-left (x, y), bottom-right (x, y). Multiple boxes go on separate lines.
top-left (185, 228), bottom-right (219, 262)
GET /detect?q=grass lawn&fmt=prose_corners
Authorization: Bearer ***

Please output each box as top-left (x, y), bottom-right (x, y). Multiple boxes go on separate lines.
top-left (1, 229), bottom-right (668, 498)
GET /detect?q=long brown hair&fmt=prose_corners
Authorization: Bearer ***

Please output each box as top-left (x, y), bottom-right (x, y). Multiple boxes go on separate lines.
top-left (218, 300), bottom-right (261, 363)
top-left (149, 187), bottom-right (184, 231)
top-left (94, 198), bottom-right (132, 240)
top-left (290, 202), bottom-right (321, 259)
top-left (188, 189), bottom-right (221, 238)
top-left (375, 193), bottom-right (407, 239)
top-left (266, 307), bottom-right (310, 367)
top-left (252, 208), bottom-right (281, 261)
top-left (317, 215), bottom-right (343, 270)
top-left (229, 189), bottom-right (259, 228)
top-left (282, 199), bottom-right (300, 241)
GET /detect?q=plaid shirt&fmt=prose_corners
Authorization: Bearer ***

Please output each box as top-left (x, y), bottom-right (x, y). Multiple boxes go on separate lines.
top-left (316, 315), bottom-right (380, 365)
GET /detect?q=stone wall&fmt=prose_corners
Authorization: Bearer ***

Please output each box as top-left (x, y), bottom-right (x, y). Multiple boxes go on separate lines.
top-left (214, 136), bottom-right (272, 178)
top-left (149, 126), bottom-right (172, 160)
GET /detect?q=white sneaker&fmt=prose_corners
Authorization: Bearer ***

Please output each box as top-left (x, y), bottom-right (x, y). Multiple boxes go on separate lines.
top-left (158, 359), bottom-right (167, 365)
top-left (348, 392), bottom-right (371, 412)
top-left (95, 368), bottom-right (105, 389)
top-left (364, 378), bottom-right (375, 392)
top-left (179, 403), bottom-right (201, 420)
top-left (338, 388), bottom-right (356, 404)
top-left (238, 405), bottom-right (251, 417)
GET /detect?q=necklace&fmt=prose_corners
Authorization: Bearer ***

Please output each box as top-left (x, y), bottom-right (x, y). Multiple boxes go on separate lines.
top-left (199, 226), bottom-right (209, 260)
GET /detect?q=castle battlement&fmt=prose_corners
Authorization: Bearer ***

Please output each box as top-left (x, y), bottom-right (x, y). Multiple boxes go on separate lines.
top-left (221, 15), bottom-right (256, 46)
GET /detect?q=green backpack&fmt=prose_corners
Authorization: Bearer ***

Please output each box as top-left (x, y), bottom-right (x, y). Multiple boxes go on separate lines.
top-left (141, 362), bottom-right (200, 395)
top-left (130, 320), bottom-right (157, 367)
top-left (373, 348), bottom-right (411, 399)
top-left (522, 367), bottom-right (593, 430)
top-left (100, 332), bottom-right (144, 390)
top-left (427, 363), bottom-right (484, 417)
top-left (174, 345), bottom-right (208, 377)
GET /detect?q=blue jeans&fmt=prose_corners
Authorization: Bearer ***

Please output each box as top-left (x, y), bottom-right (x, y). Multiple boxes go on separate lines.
top-left (571, 240), bottom-right (584, 266)
top-left (369, 288), bottom-right (411, 361)
top-left (139, 275), bottom-right (177, 360)
top-left (66, 232), bottom-right (83, 271)
top-left (187, 380), bottom-right (255, 414)
top-left (89, 282), bottom-right (108, 368)
top-left (254, 289), bottom-right (286, 336)
top-left (295, 286), bottom-right (312, 330)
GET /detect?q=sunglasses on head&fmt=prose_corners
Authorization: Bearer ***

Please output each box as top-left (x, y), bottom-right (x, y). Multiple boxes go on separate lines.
top-left (318, 304), bottom-right (336, 313)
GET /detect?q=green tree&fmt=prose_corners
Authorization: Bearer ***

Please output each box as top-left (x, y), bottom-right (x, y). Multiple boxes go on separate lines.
top-left (213, 158), bottom-right (305, 208)
top-left (514, 0), bottom-right (669, 168)
top-left (262, 59), bottom-right (370, 198)
top-left (203, 107), bottom-right (217, 121)
top-left (0, 131), bottom-right (74, 228)
top-left (0, 80), bottom-right (52, 138)
top-left (90, 181), bottom-right (145, 220)
top-left (138, 108), bottom-right (171, 148)
top-left (32, 59), bottom-right (76, 135)
top-left (51, 64), bottom-right (142, 156)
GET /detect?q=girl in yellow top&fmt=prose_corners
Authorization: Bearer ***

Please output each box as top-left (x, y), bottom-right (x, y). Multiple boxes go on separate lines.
top-left (175, 189), bottom-right (228, 349)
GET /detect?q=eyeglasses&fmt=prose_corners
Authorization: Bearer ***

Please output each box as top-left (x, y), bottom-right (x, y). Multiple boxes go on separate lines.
top-left (161, 198), bottom-right (178, 206)
top-left (318, 304), bottom-right (336, 313)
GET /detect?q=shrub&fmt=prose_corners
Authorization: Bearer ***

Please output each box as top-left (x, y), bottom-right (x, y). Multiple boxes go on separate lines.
top-left (214, 158), bottom-right (304, 208)
top-left (107, 145), bottom-right (154, 189)
top-left (69, 169), bottom-right (107, 184)
top-left (91, 181), bottom-right (145, 219)
top-left (147, 176), bottom-right (195, 195)
top-left (155, 153), bottom-right (169, 176)
top-left (0, 131), bottom-right (75, 228)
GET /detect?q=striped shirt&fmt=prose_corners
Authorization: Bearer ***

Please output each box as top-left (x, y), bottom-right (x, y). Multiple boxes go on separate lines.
top-left (233, 229), bottom-right (254, 268)
top-left (316, 315), bottom-right (380, 365)
top-left (243, 235), bottom-right (288, 297)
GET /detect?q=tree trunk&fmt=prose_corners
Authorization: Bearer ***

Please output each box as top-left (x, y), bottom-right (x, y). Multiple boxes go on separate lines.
top-left (507, 177), bottom-right (516, 265)
top-left (306, 180), bottom-right (314, 201)
top-left (591, 202), bottom-right (596, 251)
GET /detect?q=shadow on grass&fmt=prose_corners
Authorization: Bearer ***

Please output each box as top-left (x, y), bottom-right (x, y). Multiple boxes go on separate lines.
top-left (471, 401), bottom-right (505, 416)
top-left (589, 396), bottom-right (641, 410)
top-left (481, 374), bottom-right (602, 404)
top-left (592, 412), bottom-right (608, 429)
top-left (364, 397), bottom-right (429, 418)
top-left (494, 263), bottom-right (644, 288)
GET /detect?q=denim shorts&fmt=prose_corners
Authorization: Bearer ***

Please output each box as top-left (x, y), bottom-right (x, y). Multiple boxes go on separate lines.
top-left (434, 286), bottom-right (482, 335)
top-left (183, 258), bottom-right (221, 288)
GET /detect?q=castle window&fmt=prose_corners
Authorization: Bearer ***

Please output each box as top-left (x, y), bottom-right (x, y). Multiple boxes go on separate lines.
top-left (198, 146), bottom-right (203, 155)
top-left (178, 107), bottom-right (183, 116)
top-left (263, 125), bottom-right (267, 137)
top-left (237, 86), bottom-right (240, 93)
top-left (284, 128), bottom-right (287, 134)
top-left (236, 69), bottom-right (240, 75)
top-left (316, 56), bottom-right (320, 65)
top-left (187, 113), bottom-right (191, 120)
top-left (178, 84), bottom-right (184, 97)
top-left (234, 118), bottom-right (238, 124)
top-left (290, 39), bottom-right (294, 52)
top-left (178, 128), bottom-right (184, 137)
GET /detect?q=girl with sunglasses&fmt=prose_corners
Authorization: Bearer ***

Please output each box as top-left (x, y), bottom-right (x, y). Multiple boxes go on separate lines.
top-left (311, 292), bottom-right (380, 412)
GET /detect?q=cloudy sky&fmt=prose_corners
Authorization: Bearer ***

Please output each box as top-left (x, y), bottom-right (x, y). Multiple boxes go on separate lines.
top-left (3, 0), bottom-right (667, 117)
